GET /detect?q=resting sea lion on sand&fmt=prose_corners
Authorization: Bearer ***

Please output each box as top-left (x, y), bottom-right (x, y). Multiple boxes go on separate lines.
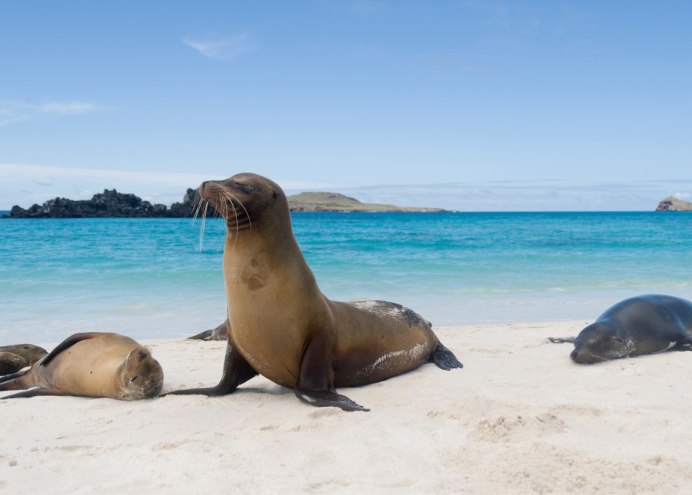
top-left (0, 332), bottom-right (163, 400)
top-left (168, 172), bottom-right (462, 411)
top-left (550, 294), bottom-right (692, 364)
top-left (0, 344), bottom-right (48, 374)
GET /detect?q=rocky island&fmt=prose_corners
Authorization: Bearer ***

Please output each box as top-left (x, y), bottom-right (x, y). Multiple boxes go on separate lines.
top-left (287, 192), bottom-right (446, 212)
top-left (656, 196), bottom-right (692, 211)
top-left (5, 188), bottom-right (199, 218)
top-left (4, 189), bottom-right (444, 218)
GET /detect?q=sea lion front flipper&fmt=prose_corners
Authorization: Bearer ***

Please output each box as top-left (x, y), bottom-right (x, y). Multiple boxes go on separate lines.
top-left (165, 342), bottom-right (257, 396)
top-left (294, 389), bottom-right (369, 412)
top-left (41, 332), bottom-right (104, 367)
top-left (548, 336), bottom-right (576, 344)
top-left (1, 387), bottom-right (73, 399)
top-left (672, 331), bottom-right (692, 351)
top-left (295, 331), bottom-right (369, 412)
top-left (432, 343), bottom-right (463, 370)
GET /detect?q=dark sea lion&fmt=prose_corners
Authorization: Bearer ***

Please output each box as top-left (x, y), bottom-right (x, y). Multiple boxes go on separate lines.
top-left (187, 320), bottom-right (228, 341)
top-left (0, 352), bottom-right (27, 375)
top-left (168, 172), bottom-right (462, 411)
top-left (0, 332), bottom-right (164, 400)
top-left (553, 294), bottom-right (692, 364)
top-left (0, 344), bottom-right (48, 374)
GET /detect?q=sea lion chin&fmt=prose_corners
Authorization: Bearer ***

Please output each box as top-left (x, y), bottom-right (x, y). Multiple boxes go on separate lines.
top-left (167, 172), bottom-right (462, 411)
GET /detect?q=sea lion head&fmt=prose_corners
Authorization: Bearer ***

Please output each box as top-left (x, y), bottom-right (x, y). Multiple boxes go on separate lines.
top-left (570, 322), bottom-right (631, 364)
top-left (116, 347), bottom-right (164, 400)
top-left (197, 173), bottom-right (289, 234)
top-left (0, 344), bottom-right (48, 366)
top-left (0, 351), bottom-right (28, 374)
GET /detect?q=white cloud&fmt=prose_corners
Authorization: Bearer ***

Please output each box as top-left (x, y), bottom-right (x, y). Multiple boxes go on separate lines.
top-left (38, 101), bottom-right (100, 115)
top-left (0, 163), bottom-right (210, 209)
top-left (182, 33), bottom-right (256, 60)
top-left (2, 163), bottom-right (688, 212)
top-left (0, 100), bottom-right (32, 127)
top-left (0, 99), bottom-right (100, 126)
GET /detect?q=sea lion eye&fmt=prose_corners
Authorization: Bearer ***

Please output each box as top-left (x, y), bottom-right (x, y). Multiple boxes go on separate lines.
top-left (129, 375), bottom-right (139, 383)
top-left (235, 182), bottom-right (256, 194)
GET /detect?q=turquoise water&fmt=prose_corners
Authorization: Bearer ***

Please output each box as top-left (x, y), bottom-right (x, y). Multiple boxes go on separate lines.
top-left (1, 212), bottom-right (691, 343)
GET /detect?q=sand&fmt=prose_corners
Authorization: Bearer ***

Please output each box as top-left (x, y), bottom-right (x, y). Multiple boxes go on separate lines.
top-left (2, 321), bottom-right (692, 494)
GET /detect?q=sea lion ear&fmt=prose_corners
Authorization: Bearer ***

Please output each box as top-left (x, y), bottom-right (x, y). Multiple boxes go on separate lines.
top-left (125, 348), bottom-right (148, 365)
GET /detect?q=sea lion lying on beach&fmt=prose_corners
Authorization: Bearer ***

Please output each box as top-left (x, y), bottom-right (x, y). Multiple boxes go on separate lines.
top-left (0, 332), bottom-right (163, 400)
top-left (0, 344), bottom-right (47, 374)
top-left (167, 172), bottom-right (462, 411)
top-left (550, 294), bottom-right (692, 364)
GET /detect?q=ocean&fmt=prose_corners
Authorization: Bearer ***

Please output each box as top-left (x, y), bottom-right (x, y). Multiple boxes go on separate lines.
top-left (1, 212), bottom-right (691, 344)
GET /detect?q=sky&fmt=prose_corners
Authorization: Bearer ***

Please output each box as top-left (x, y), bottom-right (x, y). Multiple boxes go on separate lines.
top-left (1, 0), bottom-right (691, 211)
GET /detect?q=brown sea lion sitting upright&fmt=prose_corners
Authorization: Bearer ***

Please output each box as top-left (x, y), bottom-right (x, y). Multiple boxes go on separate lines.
top-left (0, 332), bottom-right (164, 400)
top-left (168, 173), bottom-right (462, 411)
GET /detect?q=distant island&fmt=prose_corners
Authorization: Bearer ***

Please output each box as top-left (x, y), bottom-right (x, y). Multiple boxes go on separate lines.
top-left (656, 196), bottom-right (692, 211)
top-left (3, 189), bottom-right (445, 218)
top-left (4, 189), bottom-right (199, 218)
top-left (287, 192), bottom-right (446, 213)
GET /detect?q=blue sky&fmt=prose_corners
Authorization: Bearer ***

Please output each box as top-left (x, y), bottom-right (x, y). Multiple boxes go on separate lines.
top-left (1, 0), bottom-right (691, 210)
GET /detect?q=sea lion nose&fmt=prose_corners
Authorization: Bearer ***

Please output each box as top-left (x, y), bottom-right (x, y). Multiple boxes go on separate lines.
top-left (570, 348), bottom-right (579, 362)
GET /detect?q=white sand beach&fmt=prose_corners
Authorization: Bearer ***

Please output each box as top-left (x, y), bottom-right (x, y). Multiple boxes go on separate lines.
top-left (3, 321), bottom-right (692, 494)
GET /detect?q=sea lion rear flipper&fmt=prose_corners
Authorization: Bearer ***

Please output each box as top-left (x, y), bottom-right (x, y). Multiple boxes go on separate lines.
top-left (432, 343), bottom-right (463, 370)
top-left (0, 369), bottom-right (30, 387)
top-left (187, 329), bottom-right (213, 340)
top-left (548, 336), bottom-right (576, 344)
top-left (41, 332), bottom-right (104, 367)
top-left (294, 389), bottom-right (369, 412)
top-left (187, 321), bottom-right (228, 341)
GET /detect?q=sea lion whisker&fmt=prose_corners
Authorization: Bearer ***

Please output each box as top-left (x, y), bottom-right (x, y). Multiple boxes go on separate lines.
top-left (222, 191), bottom-right (242, 246)
top-left (192, 195), bottom-right (204, 221)
top-left (225, 191), bottom-right (252, 230)
top-left (192, 196), bottom-right (205, 250)
top-left (198, 202), bottom-right (209, 253)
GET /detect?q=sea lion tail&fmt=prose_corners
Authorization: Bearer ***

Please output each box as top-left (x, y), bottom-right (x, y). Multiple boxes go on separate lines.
top-left (432, 343), bottom-right (463, 370)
